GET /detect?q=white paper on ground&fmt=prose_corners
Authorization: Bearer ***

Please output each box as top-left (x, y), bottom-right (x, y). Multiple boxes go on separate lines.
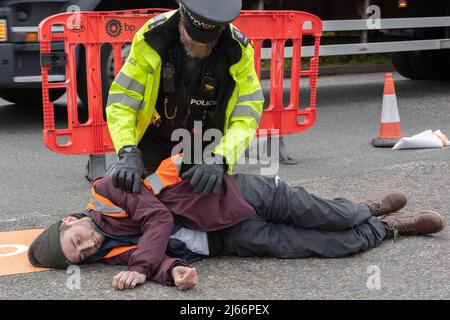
top-left (392, 130), bottom-right (449, 150)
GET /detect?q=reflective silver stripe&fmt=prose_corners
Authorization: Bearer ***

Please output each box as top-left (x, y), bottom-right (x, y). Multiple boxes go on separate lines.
top-left (145, 173), bottom-right (164, 195)
top-left (230, 105), bottom-right (261, 123)
top-left (173, 155), bottom-right (183, 172)
top-left (107, 93), bottom-right (143, 111)
top-left (91, 197), bottom-right (123, 214)
top-left (236, 90), bottom-right (264, 104)
top-left (114, 72), bottom-right (146, 96)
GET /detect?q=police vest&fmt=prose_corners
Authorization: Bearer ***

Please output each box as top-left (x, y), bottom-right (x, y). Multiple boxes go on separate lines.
top-left (147, 40), bottom-right (232, 142)
top-left (106, 9), bottom-right (263, 171)
top-left (138, 10), bottom-right (244, 157)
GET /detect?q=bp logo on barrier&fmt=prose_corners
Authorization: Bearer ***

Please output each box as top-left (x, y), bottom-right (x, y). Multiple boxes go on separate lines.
top-left (105, 19), bottom-right (123, 38)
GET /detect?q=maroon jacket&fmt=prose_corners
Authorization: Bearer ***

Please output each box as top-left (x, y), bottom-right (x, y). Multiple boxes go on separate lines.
top-left (88, 175), bottom-right (255, 286)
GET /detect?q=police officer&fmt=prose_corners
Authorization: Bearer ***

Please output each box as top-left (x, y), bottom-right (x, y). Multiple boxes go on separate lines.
top-left (106, 0), bottom-right (264, 195)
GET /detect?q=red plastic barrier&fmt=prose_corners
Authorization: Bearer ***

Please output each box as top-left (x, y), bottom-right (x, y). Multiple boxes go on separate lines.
top-left (39, 9), bottom-right (322, 155)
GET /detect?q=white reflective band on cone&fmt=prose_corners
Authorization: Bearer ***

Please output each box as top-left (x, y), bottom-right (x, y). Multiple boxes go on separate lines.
top-left (381, 94), bottom-right (400, 123)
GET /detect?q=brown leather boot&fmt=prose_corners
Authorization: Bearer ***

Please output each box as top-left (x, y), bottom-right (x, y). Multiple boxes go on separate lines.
top-left (362, 190), bottom-right (407, 217)
top-left (380, 211), bottom-right (445, 239)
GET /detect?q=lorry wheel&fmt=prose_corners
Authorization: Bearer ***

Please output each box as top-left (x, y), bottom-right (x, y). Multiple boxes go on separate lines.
top-left (408, 49), bottom-right (450, 80)
top-left (390, 52), bottom-right (422, 80)
top-left (0, 88), bottom-right (64, 106)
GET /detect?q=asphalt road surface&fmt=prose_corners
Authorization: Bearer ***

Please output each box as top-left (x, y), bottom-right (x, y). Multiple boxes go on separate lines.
top-left (0, 72), bottom-right (449, 300)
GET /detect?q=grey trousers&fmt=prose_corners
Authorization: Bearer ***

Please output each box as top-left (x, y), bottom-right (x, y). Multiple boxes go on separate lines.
top-left (217, 174), bottom-right (387, 258)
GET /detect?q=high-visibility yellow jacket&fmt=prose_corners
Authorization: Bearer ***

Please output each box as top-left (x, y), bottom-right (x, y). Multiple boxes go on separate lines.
top-left (106, 10), bottom-right (264, 173)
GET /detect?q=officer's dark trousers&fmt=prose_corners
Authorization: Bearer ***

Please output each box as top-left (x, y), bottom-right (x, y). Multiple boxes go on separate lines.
top-left (218, 174), bottom-right (387, 258)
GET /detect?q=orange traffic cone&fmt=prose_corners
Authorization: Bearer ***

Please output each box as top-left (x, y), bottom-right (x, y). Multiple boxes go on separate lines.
top-left (372, 73), bottom-right (404, 147)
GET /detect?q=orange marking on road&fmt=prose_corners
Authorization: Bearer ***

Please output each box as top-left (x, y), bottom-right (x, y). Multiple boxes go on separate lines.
top-left (0, 229), bottom-right (51, 276)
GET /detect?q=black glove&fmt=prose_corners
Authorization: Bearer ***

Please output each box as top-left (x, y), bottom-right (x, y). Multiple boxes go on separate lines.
top-left (181, 154), bottom-right (227, 196)
top-left (112, 146), bottom-right (145, 193)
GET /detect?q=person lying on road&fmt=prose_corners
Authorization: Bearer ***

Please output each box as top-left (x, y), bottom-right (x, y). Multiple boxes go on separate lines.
top-left (28, 155), bottom-right (445, 290)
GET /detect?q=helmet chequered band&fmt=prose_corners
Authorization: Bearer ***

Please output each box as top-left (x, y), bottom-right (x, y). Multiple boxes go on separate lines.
top-left (183, 6), bottom-right (218, 31)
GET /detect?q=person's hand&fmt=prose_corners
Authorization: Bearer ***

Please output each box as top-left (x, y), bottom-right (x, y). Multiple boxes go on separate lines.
top-left (112, 146), bottom-right (145, 193)
top-left (112, 271), bottom-right (147, 290)
top-left (172, 266), bottom-right (198, 290)
top-left (181, 154), bottom-right (227, 196)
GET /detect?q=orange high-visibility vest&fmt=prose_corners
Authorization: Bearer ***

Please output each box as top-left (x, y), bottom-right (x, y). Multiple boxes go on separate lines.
top-left (142, 153), bottom-right (183, 195)
top-left (86, 153), bottom-right (183, 260)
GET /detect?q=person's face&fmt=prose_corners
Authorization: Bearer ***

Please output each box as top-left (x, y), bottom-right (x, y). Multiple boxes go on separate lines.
top-left (179, 20), bottom-right (217, 59)
top-left (60, 216), bottom-right (105, 264)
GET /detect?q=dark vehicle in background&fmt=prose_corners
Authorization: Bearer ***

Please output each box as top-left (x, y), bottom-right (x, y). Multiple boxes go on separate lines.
top-left (0, 0), bottom-right (449, 105)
